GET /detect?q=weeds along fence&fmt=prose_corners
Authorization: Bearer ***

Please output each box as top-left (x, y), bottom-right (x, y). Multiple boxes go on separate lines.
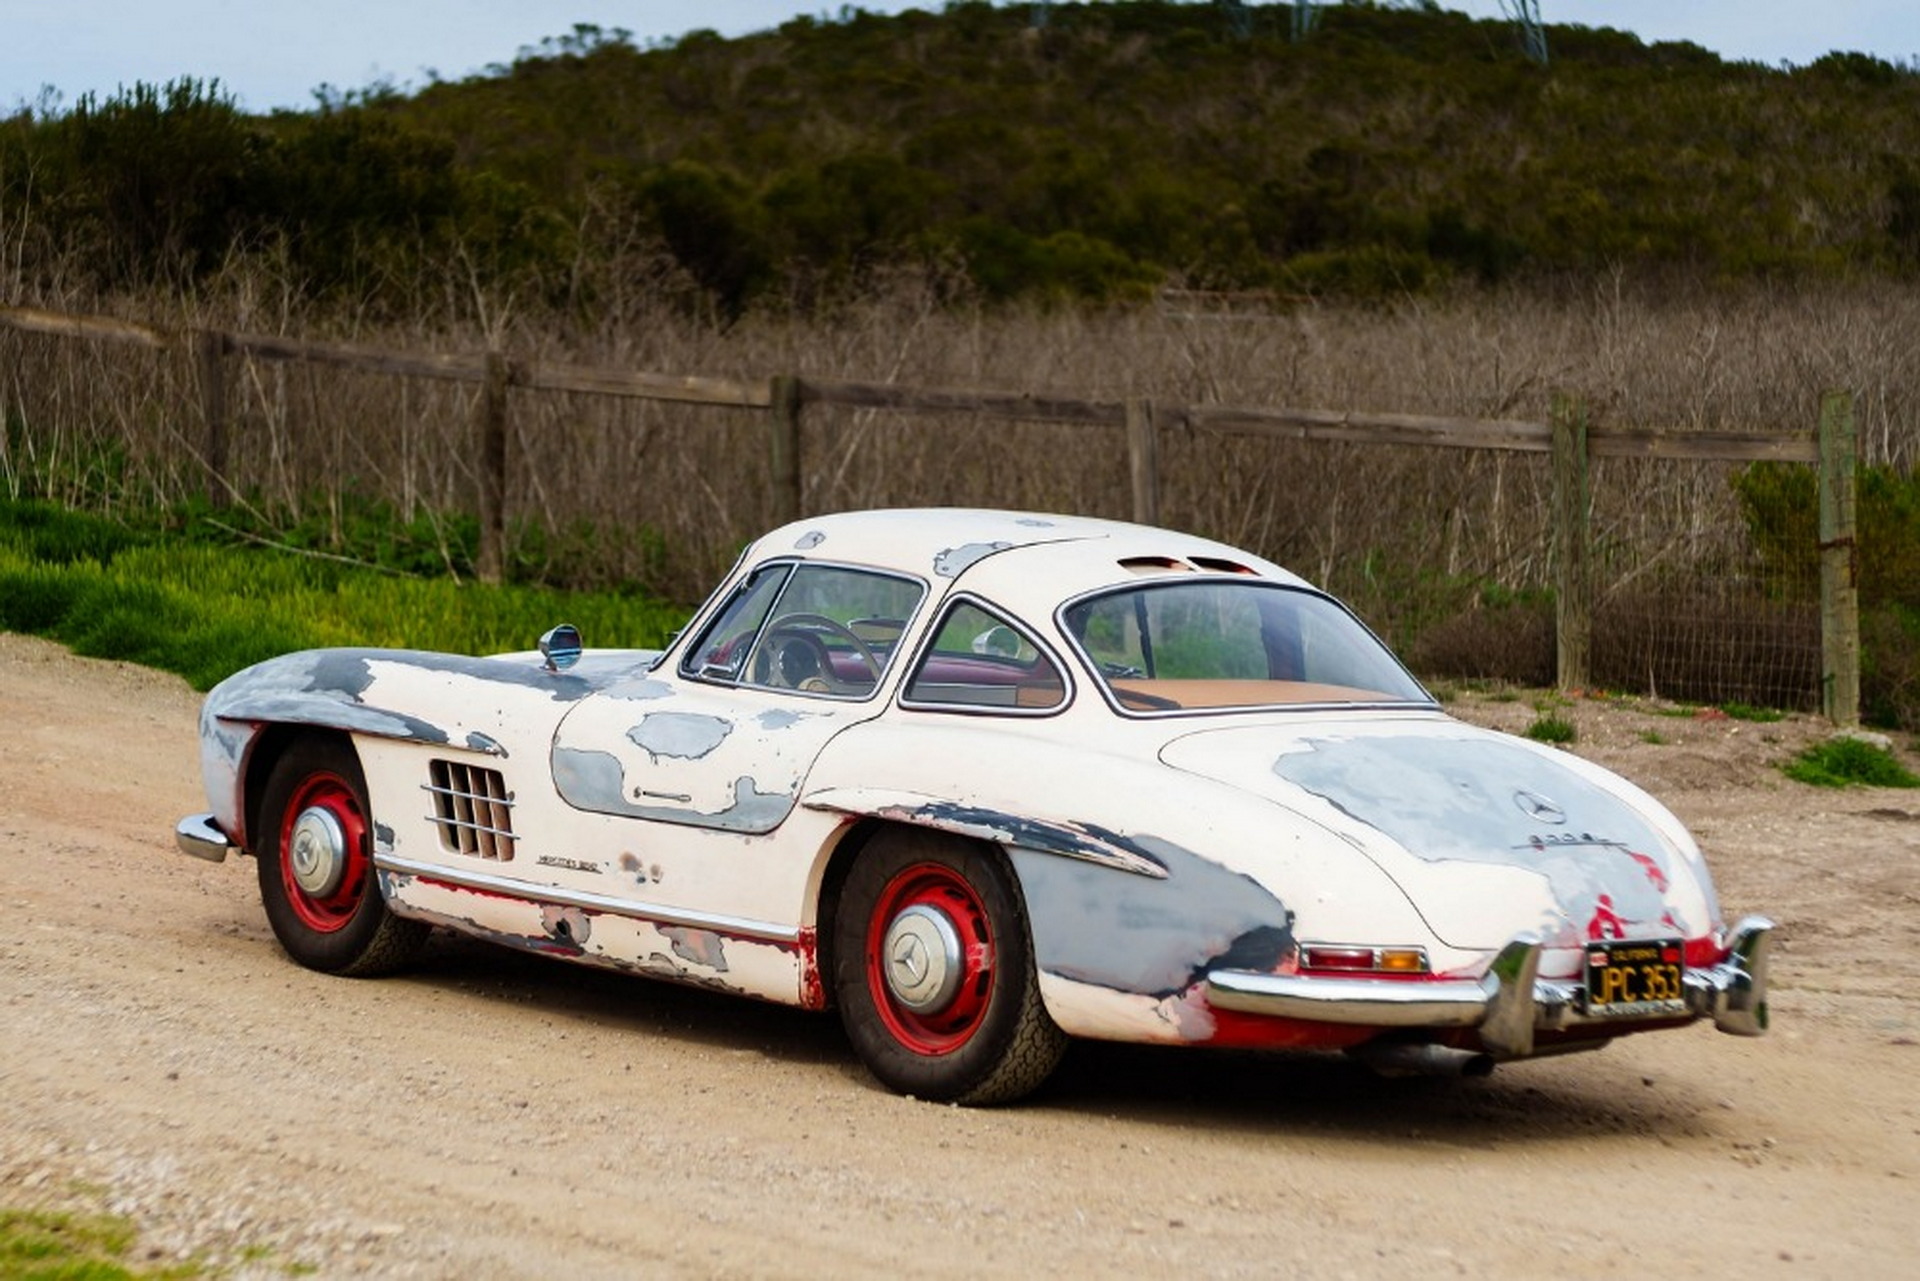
top-left (0, 302), bottom-right (1864, 723)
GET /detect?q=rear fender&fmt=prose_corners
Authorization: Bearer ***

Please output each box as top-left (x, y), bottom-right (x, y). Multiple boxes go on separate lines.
top-left (803, 784), bottom-right (1344, 1046)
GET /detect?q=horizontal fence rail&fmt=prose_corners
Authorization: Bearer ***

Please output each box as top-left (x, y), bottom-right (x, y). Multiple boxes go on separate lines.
top-left (0, 304), bottom-right (1857, 722)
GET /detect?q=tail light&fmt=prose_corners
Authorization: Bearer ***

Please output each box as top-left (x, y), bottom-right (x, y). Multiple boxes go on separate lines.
top-left (1301, 944), bottom-right (1430, 975)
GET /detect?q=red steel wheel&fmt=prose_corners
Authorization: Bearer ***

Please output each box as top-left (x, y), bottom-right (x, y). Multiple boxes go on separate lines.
top-left (864, 861), bottom-right (996, 1056)
top-left (834, 828), bottom-right (1066, 1105)
top-left (277, 769), bottom-right (370, 934)
top-left (257, 736), bottom-right (428, 976)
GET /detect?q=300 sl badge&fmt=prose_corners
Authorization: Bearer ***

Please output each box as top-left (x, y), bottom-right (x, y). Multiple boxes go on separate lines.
top-left (536, 854), bottom-right (601, 874)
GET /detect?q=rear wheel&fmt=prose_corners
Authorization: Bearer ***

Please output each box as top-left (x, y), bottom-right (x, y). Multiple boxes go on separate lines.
top-left (833, 828), bottom-right (1066, 1105)
top-left (257, 737), bottom-right (427, 976)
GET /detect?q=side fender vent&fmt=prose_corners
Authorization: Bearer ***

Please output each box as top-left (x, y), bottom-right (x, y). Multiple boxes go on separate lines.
top-left (424, 760), bottom-right (516, 860)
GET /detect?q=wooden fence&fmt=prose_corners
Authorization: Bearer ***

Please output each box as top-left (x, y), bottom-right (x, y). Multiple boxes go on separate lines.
top-left (0, 304), bottom-right (1861, 723)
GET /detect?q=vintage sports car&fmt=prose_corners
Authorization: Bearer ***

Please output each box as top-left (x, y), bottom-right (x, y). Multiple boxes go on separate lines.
top-left (176, 509), bottom-right (1772, 1104)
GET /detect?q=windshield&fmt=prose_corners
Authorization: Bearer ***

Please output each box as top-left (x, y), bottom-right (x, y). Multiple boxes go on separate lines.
top-left (1060, 581), bottom-right (1430, 713)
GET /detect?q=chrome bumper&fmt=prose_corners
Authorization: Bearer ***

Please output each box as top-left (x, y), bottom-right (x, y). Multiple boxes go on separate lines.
top-left (1205, 915), bottom-right (1773, 1060)
top-left (175, 813), bottom-right (234, 863)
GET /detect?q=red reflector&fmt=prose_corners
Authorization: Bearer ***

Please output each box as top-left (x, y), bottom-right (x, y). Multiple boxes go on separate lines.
top-left (1303, 947), bottom-right (1375, 971)
top-left (1662, 946), bottom-right (1681, 963)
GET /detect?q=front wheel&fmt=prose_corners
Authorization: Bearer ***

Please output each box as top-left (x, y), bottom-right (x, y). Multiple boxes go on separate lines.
top-left (256, 737), bottom-right (427, 976)
top-left (833, 829), bottom-right (1066, 1105)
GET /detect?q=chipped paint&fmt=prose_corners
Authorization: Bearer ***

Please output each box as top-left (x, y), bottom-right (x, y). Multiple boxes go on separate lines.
top-left (618, 853), bottom-right (663, 885)
top-left (807, 792), bottom-right (1168, 880)
top-left (377, 868), bottom-right (801, 1002)
top-left (1264, 731), bottom-right (1682, 947)
top-left (541, 903), bottom-right (594, 947)
top-left (552, 747), bottom-right (798, 833)
top-left (794, 530), bottom-right (827, 549)
top-left (933, 541), bottom-right (1013, 578)
top-left (1010, 840), bottom-right (1294, 999)
top-left (756, 708), bottom-right (818, 731)
top-left (192, 645), bottom-right (660, 849)
top-left (796, 926), bottom-right (826, 1010)
top-left (661, 926), bottom-right (729, 971)
top-left (552, 677), bottom-right (865, 836)
top-left (626, 712), bottom-right (732, 762)
top-left (599, 678), bottom-right (675, 702)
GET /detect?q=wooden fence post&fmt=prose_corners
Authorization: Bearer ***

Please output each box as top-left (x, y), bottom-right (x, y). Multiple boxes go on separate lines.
top-left (194, 328), bottom-right (229, 509)
top-left (475, 350), bottom-right (509, 584)
top-left (1551, 393), bottom-right (1591, 691)
top-left (1819, 390), bottom-right (1860, 726)
top-left (1126, 397), bottom-right (1159, 526)
top-left (768, 374), bottom-right (802, 526)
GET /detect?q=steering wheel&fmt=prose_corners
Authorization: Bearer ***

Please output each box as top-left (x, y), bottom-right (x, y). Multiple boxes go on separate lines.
top-left (752, 613), bottom-right (881, 690)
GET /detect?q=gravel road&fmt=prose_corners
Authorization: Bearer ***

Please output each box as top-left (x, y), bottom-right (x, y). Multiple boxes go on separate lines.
top-left (2, 632), bottom-right (1916, 1278)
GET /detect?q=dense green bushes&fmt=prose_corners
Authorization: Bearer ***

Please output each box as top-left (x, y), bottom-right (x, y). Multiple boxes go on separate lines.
top-left (0, 500), bottom-right (684, 690)
top-left (1735, 463), bottom-right (1920, 612)
top-left (6, 3), bottom-right (1920, 313)
top-left (1732, 462), bottom-right (1920, 726)
top-left (2, 80), bottom-right (560, 306)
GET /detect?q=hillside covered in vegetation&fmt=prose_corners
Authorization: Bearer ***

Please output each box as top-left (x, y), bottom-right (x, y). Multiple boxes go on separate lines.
top-left (5, 1), bottom-right (1919, 317)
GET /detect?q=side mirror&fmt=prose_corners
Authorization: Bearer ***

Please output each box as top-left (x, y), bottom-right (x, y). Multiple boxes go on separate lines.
top-left (539, 623), bottom-right (582, 672)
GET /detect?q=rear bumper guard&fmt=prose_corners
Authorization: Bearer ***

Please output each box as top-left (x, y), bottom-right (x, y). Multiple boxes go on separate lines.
top-left (1204, 915), bottom-right (1773, 1059)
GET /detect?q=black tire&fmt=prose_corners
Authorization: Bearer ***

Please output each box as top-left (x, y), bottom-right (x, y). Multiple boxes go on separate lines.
top-left (256, 736), bottom-right (428, 977)
top-left (833, 828), bottom-right (1067, 1105)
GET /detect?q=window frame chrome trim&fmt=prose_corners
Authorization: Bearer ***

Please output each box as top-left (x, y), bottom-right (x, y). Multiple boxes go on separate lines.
top-left (675, 557), bottom-right (930, 704)
top-left (1054, 577), bottom-right (1437, 720)
top-left (896, 591), bottom-right (1077, 718)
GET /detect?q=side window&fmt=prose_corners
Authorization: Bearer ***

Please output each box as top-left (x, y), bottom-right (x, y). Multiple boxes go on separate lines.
top-left (747, 565), bottom-right (923, 697)
top-left (904, 600), bottom-right (1067, 712)
top-left (687, 562), bottom-right (924, 698)
top-left (682, 565), bottom-right (791, 681)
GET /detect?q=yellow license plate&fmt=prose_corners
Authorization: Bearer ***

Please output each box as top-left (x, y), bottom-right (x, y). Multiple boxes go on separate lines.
top-left (1584, 939), bottom-right (1687, 1018)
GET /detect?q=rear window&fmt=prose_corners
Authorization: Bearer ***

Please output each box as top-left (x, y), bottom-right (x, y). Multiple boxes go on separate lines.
top-left (1060, 581), bottom-right (1430, 713)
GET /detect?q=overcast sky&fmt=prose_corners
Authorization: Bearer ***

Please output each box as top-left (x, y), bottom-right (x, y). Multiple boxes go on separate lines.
top-left (4, 2), bottom-right (1914, 115)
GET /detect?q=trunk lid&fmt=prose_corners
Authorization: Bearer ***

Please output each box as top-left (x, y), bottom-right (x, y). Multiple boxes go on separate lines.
top-left (1159, 715), bottom-right (1721, 952)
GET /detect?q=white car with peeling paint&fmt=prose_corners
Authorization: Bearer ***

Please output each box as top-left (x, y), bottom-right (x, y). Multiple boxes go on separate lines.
top-left (177, 509), bottom-right (1772, 1104)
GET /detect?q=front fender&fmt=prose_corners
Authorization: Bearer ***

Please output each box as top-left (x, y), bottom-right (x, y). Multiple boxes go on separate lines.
top-left (196, 647), bottom-right (623, 848)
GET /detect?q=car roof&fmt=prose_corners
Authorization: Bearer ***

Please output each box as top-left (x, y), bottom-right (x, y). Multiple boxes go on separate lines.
top-left (751, 508), bottom-right (1311, 595)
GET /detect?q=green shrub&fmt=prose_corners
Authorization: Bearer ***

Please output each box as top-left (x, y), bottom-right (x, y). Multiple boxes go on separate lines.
top-left (0, 565), bottom-right (82, 632)
top-left (1782, 737), bottom-right (1920, 788)
top-left (1863, 605), bottom-right (1920, 730)
top-left (1524, 714), bottom-right (1577, 744)
top-left (0, 1206), bottom-right (159, 1279)
top-left (1734, 461), bottom-right (1920, 612)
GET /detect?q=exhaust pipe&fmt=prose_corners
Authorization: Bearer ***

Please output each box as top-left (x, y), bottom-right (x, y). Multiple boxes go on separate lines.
top-left (1349, 1043), bottom-right (1496, 1079)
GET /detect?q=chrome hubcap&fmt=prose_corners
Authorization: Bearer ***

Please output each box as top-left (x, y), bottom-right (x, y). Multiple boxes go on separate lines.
top-left (288, 805), bottom-right (349, 897)
top-left (882, 904), bottom-right (964, 1013)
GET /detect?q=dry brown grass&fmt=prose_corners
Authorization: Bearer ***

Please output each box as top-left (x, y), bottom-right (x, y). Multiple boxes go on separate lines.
top-left (4, 260), bottom-right (1916, 715)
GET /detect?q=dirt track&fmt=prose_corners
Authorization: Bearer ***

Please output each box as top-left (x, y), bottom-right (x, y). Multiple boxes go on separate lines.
top-left (2, 630), bottom-right (1917, 1278)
